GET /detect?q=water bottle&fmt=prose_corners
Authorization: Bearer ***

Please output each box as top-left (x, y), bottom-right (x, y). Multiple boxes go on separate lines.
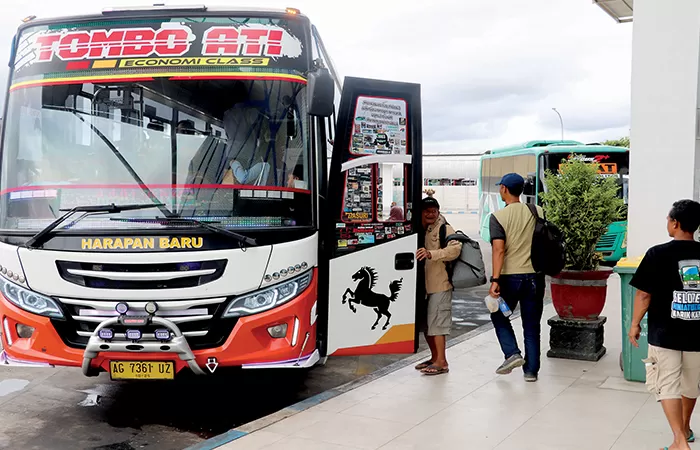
top-left (484, 295), bottom-right (500, 313)
top-left (498, 297), bottom-right (512, 318)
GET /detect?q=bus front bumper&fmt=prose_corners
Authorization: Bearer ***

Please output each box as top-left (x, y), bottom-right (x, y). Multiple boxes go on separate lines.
top-left (0, 274), bottom-right (319, 376)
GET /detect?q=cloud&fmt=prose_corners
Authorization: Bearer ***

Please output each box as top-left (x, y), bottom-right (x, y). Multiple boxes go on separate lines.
top-left (0, 0), bottom-right (632, 151)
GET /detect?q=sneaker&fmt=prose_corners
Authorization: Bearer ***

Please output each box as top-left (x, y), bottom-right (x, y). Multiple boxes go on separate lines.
top-left (524, 373), bottom-right (538, 382)
top-left (495, 354), bottom-right (525, 375)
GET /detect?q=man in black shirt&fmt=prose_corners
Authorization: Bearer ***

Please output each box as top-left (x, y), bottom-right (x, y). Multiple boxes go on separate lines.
top-left (630, 199), bottom-right (700, 450)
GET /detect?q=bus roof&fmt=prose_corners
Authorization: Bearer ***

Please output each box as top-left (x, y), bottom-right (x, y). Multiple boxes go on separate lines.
top-left (485, 140), bottom-right (629, 157)
top-left (16, 5), bottom-right (309, 32)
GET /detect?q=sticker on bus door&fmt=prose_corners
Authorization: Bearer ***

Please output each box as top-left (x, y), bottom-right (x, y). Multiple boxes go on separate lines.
top-left (323, 77), bottom-right (422, 357)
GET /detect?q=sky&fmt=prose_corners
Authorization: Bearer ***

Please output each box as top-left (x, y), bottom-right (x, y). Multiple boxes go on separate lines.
top-left (0, 0), bottom-right (633, 154)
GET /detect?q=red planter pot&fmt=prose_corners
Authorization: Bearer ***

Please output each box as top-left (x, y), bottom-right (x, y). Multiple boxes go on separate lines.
top-left (550, 269), bottom-right (613, 320)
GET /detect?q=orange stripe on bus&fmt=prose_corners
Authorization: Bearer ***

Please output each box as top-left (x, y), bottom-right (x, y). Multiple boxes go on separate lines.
top-left (92, 60), bottom-right (118, 69)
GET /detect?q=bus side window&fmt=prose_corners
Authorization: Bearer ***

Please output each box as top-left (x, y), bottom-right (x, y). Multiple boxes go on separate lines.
top-left (523, 176), bottom-right (536, 204)
top-left (480, 159), bottom-right (491, 193)
top-left (341, 164), bottom-right (373, 224)
top-left (377, 162), bottom-right (406, 222)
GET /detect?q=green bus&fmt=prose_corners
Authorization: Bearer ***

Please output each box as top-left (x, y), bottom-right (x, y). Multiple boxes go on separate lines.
top-left (478, 140), bottom-right (629, 263)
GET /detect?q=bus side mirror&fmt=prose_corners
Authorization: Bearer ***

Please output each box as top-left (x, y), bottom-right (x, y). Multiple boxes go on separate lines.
top-left (8, 33), bottom-right (17, 68)
top-left (307, 68), bottom-right (334, 117)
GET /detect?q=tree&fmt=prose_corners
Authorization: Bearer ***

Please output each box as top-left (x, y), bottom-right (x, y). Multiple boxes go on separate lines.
top-left (541, 157), bottom-right (625, 271)
top-left (603, 137), bottom-right (630, 148)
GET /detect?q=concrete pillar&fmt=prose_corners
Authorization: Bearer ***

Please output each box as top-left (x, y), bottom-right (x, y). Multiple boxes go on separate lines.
top-left (628, 0), bottom-right (700, 257)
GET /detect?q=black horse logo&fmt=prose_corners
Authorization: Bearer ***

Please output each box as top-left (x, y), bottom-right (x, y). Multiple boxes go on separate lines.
top-left (342, 267), bottom-right (402, 330)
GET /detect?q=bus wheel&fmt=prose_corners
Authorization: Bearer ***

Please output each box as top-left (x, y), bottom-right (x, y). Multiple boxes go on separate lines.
top-left (316, 356), bottom-right (328, 367)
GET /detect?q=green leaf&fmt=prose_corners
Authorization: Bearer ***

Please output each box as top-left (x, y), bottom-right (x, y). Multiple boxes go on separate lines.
top-left (541, 156), bottom-right (625, 271)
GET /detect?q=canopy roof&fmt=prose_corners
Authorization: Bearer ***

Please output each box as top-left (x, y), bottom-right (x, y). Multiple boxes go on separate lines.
top-left (594, 0), bottom-right (633, 23)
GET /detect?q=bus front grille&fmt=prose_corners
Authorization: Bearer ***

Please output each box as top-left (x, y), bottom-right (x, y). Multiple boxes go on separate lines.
top-left (55, 259), bottom-right (227, 290)
top-left (52, 297), bottom-right (236, 350)
top-left (596, 233), bottom-right (619, 251)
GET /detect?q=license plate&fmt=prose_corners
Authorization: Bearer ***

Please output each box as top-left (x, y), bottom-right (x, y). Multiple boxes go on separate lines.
top-left (109, 361), bottom-right (175, 380)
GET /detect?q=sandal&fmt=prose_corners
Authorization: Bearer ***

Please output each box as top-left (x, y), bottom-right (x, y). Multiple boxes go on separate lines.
top-left (415, 360), bottom-right (433, 371)
top-left (421, 364), bottom-right (449, 376)
top-left (689, 429), bottom-right (695, 443)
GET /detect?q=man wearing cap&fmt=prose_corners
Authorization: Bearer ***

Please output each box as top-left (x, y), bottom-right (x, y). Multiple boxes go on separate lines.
top-left (489, 173), bottom-right (546, 382)
top-left (415, 196), bottom-right (462, 375)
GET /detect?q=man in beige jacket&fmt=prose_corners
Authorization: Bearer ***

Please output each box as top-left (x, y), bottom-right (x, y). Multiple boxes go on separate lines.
top-left (415, 197), bottom-right (462, 375)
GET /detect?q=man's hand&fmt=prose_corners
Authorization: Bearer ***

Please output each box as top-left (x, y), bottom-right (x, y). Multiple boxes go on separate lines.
top-left (287, 173), bottom-right (296, 188)
top-left (489, 282), bottom-right (500, 298)
top-left (416, 248), bottom-right (432, 261)
top-left (628, 323), bottom-right (641, 348)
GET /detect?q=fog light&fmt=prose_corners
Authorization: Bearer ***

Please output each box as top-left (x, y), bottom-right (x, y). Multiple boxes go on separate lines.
top-left (98, 328), bottom-right (114, 340)
top-left (176, 262), bottom-right (201, 271)
top-left (154, 329), bottom-right (170, 341)
top-left (16, 323), bottom-right (34, 339)
top-left (145, 301), bottom-right (158, 315)
top-left (126, 329), bottom-right (142, 341)
top-left (115, 302), bottom-right (129, 314)
top-left (267, 323), bottom-right (288, 338)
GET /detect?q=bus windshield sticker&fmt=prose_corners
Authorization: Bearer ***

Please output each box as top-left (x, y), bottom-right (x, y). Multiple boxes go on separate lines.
top-left (350, 96), bottom-right (408, 156)
top-left (559, 154), bottom-right (619, 175)
top-left (597, 163), bottom-right (618, 174)
top-left (13, 21), bottom-right (306, 79)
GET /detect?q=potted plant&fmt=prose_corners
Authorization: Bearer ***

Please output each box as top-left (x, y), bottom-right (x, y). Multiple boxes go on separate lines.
top-left (541, 156), bottom-right (625, 320)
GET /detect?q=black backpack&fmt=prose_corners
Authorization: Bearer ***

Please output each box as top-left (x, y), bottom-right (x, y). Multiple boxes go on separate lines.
top-left (439, 222), bottom-right (487, 289)
top-left (525, 203), bottom-right (565, 276)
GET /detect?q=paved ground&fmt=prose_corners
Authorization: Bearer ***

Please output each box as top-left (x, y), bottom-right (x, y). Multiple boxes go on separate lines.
top-left (220, 275), bottom-right (665, 450)
top-left (0, 214), bottom-right (495, 450)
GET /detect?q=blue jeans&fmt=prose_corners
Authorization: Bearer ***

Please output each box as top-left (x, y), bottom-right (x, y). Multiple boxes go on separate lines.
top-left (490, 274), bottom-right (545, 375)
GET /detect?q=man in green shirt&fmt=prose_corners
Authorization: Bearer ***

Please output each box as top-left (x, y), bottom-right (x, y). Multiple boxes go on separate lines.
top-left (489, 173), bottom-right (546, 382)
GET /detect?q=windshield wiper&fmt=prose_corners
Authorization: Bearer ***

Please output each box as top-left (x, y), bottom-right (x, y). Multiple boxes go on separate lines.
top-left (115, 217), bottom-right (257, 248)
top-left (69, 110), bottom-right (174, 219)
top-left (25, 203), bottom-right (166, 249)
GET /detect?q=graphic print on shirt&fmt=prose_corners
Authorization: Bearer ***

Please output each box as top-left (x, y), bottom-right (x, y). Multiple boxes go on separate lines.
top-left (673, 260), bottom-right (700, 320)
top-left (341, 267), bottom-right (403, 330)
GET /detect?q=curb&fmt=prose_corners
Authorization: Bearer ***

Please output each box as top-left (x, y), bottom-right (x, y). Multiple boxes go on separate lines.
top-left (183, 317), bottom-right (507, 450)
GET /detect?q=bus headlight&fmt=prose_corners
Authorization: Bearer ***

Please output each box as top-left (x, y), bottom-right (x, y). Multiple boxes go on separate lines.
top-left (223, 271), bottom-right (312, 318)
top-left (0, 277), bottom-right (64, 319)
top-left (621, 232), bottom-right (627, 249)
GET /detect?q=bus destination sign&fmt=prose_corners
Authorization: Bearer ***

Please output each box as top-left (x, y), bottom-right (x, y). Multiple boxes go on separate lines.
top-left (14, 21), bottom-right (306, 77)
top-left (565, 154), bottom-right (618, 175)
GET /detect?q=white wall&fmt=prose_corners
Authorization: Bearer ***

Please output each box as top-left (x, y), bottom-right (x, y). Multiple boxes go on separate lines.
top-left (628, 0), bottom-right (700, 257)
top-left (423, 186), bottom-right (479, 212)
top-left (380, 163), bottom-right (394, 218)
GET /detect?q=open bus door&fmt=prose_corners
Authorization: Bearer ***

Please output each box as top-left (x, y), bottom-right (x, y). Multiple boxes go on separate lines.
top-left (321, 77), bottom-right (422, 357)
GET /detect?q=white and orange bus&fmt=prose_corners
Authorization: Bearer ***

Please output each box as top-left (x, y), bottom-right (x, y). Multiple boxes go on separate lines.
top-left (0, 5), bottom-right (424, 380)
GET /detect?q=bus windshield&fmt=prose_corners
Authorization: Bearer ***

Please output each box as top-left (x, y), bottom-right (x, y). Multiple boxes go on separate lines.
top-left (0, 17), bottom-right (311, 232)
top-left (543, 151), bottom-right (630, 203)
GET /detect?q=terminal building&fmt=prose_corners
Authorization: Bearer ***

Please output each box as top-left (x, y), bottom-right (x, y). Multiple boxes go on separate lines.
top-left (417, 154), bottom-right (480, 213)
top-left (593, 0), bottom-right (700, 255)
